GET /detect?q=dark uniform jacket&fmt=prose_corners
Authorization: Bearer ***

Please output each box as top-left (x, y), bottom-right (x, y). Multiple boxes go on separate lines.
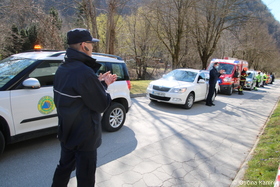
top-left (209, 67), bottom-right (221, 88)
top-left (53, 48), bottom-right (111, 151)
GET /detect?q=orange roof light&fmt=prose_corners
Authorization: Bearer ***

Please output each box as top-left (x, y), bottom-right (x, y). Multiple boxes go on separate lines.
top-left (34, 45), bottom-right (42, 50)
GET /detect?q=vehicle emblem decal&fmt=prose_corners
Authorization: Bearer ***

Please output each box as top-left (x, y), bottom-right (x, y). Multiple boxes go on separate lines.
top-left (38, 96), bottom-right (55, 114)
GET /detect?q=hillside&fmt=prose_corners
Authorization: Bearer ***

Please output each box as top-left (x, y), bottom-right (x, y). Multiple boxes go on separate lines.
top-left (35, 0), bottom-right (280, 48)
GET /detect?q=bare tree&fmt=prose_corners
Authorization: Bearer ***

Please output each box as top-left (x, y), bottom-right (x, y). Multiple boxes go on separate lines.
top-left (191, 0), bottom-right (249, 69)
top-left (144, 0), bottom-right (193, 69)
top-left (37, 8), bottom-right (64, 50)
top-left (122, 6), bottom-right (162, 79)
top-left (105, 0), bottom-right (130, 54)
top-left (0, 0), bottom-right (64, 52)
top-left (233, 18), bottom-right (279, 72)
top-left (211, 29), bottom-right (239, 60)
top-left (75, 0), bottom-right (99, 51)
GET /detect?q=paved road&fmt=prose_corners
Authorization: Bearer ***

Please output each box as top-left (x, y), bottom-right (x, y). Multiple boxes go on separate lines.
top-left (0, 81), bottom-right (279, 187)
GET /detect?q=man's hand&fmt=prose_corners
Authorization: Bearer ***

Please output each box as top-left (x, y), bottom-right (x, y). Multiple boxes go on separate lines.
top-left (219, 69), bottom-right (225, 74)
top-left (99, 71), bottom-right (117, 86)
top-left (98, 71), bottom-right (110, 81)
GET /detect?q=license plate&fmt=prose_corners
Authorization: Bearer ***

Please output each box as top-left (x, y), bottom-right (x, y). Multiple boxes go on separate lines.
top-left (153, 91), bottom-right (165, 97)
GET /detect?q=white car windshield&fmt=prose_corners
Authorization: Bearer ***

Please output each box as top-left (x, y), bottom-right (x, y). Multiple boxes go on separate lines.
top-left (0, 56), bottom-right (36, 88)
top-left (163, 69), bottom-right (197, 82)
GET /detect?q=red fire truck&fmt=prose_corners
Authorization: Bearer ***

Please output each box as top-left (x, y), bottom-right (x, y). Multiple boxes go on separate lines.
top-left (207, 57), bottom-right (248, 95)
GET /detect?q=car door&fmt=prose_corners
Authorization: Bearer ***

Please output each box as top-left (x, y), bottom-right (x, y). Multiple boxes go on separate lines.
top-left (10, 60), bottom-right (61, 135)
top-left (195, 72), bottom-right (208, 101)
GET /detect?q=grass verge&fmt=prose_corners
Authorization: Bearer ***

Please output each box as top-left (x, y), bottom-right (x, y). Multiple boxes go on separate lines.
top-left (130, 80), bottom-right (152, 94)
top-left (238, 100), bottom-right (280, 186)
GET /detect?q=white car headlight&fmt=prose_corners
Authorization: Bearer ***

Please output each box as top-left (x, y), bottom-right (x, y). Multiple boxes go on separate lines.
top-left (147, 84), bottom-right (153, 89)
top-left (171, 87), bottom-right (187, 93)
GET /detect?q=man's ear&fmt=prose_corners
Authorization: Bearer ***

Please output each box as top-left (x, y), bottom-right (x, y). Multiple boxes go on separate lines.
top-left (80, 42), bottom-right (88, 52)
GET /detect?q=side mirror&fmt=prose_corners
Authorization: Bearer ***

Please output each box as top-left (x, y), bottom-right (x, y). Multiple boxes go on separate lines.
top-left (23, 78), bottom-right (41, 89)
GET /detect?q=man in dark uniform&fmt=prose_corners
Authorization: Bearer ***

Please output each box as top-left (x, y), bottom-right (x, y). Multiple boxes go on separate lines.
top-left (52, 28), bottom-right (117, 187)
top-left (206, 62), bottom-right (224, 106)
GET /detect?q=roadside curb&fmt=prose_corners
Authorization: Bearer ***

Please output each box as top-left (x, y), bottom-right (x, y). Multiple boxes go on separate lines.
top-left (230, 96), bottom-right (280, 187)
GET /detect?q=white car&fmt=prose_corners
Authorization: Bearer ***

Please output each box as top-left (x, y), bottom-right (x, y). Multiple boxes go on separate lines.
top-left (0, 50), bottom-right (131, 155)
top-left (245, 70), bottom-right (257, 90)
top-left (147, 69), bottom-right (219, 109)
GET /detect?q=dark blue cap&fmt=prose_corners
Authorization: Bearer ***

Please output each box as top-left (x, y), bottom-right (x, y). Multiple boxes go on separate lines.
top-left (67, 28), bottom-right (99, 44)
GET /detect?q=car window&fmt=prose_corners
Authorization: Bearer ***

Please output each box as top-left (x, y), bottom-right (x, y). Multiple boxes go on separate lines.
top-left (96, 62), bottom-right (106, 75)
top-left (95, 62), bottom-right (127, 81)
top-left (205, 72), bottom-right (210, 81)
top-left (111, 63), bottom-right (125, 80)
top-left (29, 60), bottom-right (61, 86)
top-left (198, 72), bottom-right (206, 80)
top-left (0, 57), bottom-right (36, 88)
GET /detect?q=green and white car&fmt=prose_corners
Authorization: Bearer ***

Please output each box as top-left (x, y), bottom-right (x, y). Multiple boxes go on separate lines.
top-left (0, 50), bottom-right (131, 155)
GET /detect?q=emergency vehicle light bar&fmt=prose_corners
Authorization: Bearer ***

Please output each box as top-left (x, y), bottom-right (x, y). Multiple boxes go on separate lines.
top-left (34, 45), bottom-right (42, 50)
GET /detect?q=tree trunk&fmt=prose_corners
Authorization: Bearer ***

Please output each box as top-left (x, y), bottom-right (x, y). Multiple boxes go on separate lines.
top-left (106, 1), bottom-right (116, 54)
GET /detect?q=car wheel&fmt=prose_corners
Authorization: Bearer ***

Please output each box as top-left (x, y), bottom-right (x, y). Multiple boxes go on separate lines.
top-left (102, 102), bottom-right (126, 132)
top-left (249, 84), bottom-right (253, 91)
top-left (225, 85), bottom-right (233, 95)
top-left (0, 131), bottom-right (5, 155)
top-left (182, 92), bottom-right (194, 109)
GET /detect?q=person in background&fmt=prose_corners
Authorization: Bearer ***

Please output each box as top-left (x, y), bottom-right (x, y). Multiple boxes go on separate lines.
top-left (206, 62), bottom-right (224, 106)
top-left (270, 72), bottom-right (275, 84)
top-left (238, 67), bottom-right (248, 95)
top-left (256, 72), bottom-right (262, 87)
top-left (51, 28), bottom-right (117, 187)
top-left (262, 72), bottom-right (267, 86)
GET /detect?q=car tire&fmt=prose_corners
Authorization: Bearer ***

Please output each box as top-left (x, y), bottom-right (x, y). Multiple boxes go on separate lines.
top-left (249, 84), bottom-right (253, 91)
top-left (102, 102), bottom-right (126, 132)
top-left (0, 131), bottom-right (5, 155)
top-left (225, 85), bottom-right (233, 95)
top-left (182, 92), bottom-right (194, 109)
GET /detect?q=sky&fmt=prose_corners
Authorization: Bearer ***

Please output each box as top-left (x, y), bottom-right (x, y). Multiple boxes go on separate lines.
top-left (262, 0), bottom-right (280, 23)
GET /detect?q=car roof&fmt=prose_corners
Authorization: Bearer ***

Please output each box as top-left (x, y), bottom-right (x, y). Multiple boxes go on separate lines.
top-left (211, 59), bottom-right (248, 64)
top-left (11, 51), bottom-right (125, 63)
